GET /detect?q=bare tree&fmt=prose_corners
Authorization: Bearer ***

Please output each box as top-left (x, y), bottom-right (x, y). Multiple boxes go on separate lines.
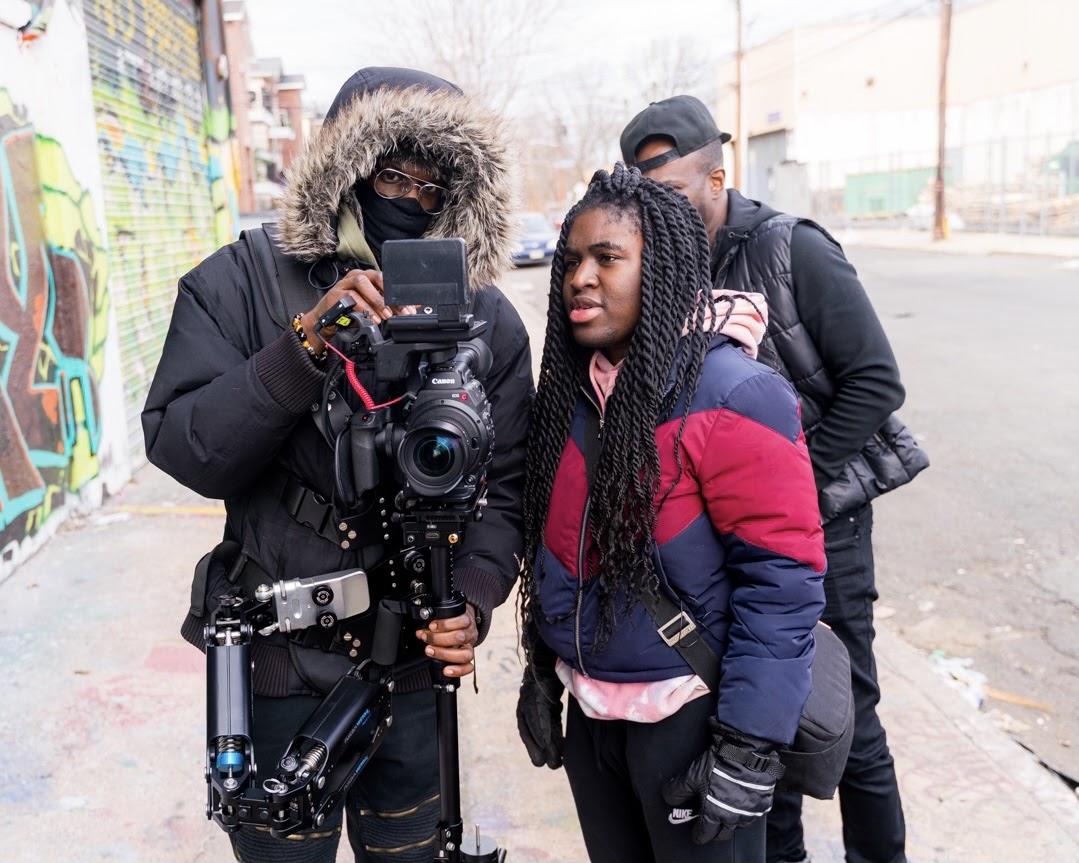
top-left (514, 110), bottom-right (564, 214)
top-left (627, 36), bottom-right (719, 106)
top-left (536, 64), bottom-right (630, 212)
top-left (365, 5), bottom-right (714, 217)
top-left (381, 0), bottom-right (558, 113)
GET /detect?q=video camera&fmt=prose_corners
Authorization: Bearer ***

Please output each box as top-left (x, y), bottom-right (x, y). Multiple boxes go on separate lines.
top-left (315, 238), bottom-right (495, 513)
top-left (203, 238), bottom-right (505, 862)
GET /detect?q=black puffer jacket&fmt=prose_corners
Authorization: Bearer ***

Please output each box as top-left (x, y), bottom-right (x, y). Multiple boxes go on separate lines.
top-left (713, 190), bottom-right (924, 521)
top-left (142, 75), bottom-right (532, 696)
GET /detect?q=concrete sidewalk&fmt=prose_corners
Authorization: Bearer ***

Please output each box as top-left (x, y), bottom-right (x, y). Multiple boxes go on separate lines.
top-left (2, 462), bottom-right (1078, 863)
top-left (828, 226), bottom-right (1079, 260)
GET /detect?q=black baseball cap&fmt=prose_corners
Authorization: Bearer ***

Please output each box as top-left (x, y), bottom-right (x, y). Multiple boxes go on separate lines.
top-left (620, 95), bottom-right (732, 171)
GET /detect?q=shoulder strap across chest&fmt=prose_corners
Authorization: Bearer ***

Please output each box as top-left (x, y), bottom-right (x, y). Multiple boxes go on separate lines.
top-left (242, 223), bottom-right (325, 329)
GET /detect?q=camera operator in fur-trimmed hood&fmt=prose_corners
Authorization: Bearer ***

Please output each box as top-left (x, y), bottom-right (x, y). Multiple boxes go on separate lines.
top-left (142, 67), bottom-right (533, 863)
top-left (277, 66), bottom-right (516, 289)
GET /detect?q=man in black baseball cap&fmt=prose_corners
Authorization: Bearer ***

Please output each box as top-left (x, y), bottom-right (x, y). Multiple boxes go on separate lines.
top-left (618, 95), bottom-right (918, 863)
top-left (619, 94), bottom-right (734, 242)
top-left (619, 94), bottom-right (732, 171)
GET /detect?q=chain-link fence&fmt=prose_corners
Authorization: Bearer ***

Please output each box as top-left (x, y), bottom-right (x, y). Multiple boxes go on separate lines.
top-left (802, 132), bottom-right (1079, 236)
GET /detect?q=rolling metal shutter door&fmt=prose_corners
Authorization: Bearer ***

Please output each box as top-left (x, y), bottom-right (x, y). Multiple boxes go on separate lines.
top-left (84, 0), bottom-right (218, 459)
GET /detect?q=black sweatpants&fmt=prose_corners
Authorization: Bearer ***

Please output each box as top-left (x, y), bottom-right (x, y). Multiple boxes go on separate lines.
top-left (563, 693), bottom-right (766, 863)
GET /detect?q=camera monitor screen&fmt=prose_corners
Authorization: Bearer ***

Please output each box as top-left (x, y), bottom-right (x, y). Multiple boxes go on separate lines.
top-left (382, 238), bottom-right (468, 308)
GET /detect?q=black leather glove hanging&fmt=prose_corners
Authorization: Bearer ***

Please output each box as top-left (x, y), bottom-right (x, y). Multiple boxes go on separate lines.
top-left (663, 718), bottom-right (785, 844)
top-left (515, 640), bottom-right (565, 770)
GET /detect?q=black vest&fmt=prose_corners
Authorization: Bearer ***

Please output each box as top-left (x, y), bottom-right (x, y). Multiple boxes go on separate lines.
top-left (714, 194), bottom-right (841, 443)
top-left (714, 192), bottom-right (929, 520)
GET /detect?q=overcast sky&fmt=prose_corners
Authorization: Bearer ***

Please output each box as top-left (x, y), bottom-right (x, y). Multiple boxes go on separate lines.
top-left (243, 0), bottom-right (946, 113)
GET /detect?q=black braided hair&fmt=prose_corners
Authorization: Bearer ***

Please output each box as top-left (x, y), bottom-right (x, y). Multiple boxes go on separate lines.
top-left (520, 162), bottom-right (721, 656)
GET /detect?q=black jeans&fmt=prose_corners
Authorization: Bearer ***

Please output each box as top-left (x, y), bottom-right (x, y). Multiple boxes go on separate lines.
top-left (229, 688), bottom-right (440, 863)
top-left (563, 695), bottom-right (767, 863)
top-left (766, 505), bottom-right (907, 863)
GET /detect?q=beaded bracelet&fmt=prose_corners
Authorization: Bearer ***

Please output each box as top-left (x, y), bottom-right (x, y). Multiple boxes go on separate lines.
top-left (292, 314), bottom-right (326, 364)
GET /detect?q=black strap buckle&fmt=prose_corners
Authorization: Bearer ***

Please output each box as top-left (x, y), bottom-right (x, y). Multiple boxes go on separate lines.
top-left (718, 741), bottom-right (786, 779)
top-left (295, 490), bottom-right (331, 534)
top-left (743, 751), bottom-right (774, 774)
top-left (281, 476), bottom-right (344, 545)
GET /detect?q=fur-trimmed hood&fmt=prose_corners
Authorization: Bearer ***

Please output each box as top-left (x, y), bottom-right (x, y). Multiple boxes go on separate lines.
top-left (276, 82), bottom-right (519, 291)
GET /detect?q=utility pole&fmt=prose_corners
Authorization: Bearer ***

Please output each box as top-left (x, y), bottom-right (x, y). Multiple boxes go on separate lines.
top-left (734, 0), bottom-right (745, 190)
top-left (934, 0), bottom-right (953, 241)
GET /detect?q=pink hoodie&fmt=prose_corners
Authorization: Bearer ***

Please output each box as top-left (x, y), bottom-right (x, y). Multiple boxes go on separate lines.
top-left (589, 290), bottom-right (769, 414)
top-left (687, 290), bottom-right (769, 358)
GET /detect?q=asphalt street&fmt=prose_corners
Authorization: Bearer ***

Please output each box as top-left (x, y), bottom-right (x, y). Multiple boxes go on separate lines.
top-left (843, 247), bottom-right (1079, 786)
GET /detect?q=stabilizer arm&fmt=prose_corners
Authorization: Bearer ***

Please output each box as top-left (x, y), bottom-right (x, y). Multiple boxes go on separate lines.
top-left (203, 574), bottom-right (392, 838)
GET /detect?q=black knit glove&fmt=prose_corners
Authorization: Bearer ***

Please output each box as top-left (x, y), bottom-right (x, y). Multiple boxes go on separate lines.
top-left (516, 657), bottom-right (565, 770)
top-left (662, 718), bottom-right (785, 844)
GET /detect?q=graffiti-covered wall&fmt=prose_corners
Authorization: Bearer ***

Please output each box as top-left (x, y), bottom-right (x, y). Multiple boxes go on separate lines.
top-left (199, 0), bottom-right (241, 247)
top-left (1, 0), bottom-right (238, 577)
top-left (0, 0), bottom-right (131, 574)
top-left (84, 0), bottom-right (234, 456)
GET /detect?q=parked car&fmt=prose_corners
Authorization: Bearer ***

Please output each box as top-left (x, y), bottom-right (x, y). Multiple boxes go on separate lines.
top-left (512, 211), bottom-right (559, 266)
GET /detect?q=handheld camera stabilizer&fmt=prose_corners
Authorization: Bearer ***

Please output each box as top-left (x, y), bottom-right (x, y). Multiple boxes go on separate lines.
top-left (203, 239), bottom-right (506, 862)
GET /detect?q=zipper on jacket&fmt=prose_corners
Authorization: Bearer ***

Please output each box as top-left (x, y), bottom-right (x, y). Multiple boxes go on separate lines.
top-left (581, 383), bottom-right (603, 434)
top-left (574, 496), bottom-right (590, 675)
top-left (574, 388), bottom-right (603, 677)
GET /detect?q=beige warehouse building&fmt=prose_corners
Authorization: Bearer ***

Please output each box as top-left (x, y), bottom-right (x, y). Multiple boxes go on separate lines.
top-left (714, 0), bottom-right (1079, 234)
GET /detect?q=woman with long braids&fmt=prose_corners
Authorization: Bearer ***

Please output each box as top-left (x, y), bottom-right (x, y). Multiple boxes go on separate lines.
top-left (515, 164), bottom-right (827, 863)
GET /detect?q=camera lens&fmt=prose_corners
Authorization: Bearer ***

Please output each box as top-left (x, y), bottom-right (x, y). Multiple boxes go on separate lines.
top-left (397, 388), bottom-right (491, 501)
top-left (413, 434), bottom-right (458, 478)
top-left (399, 420), bottom-right (468, 497)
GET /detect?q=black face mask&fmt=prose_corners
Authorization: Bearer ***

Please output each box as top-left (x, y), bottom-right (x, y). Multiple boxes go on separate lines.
top-left (356, 182), bottom-right (433, 263)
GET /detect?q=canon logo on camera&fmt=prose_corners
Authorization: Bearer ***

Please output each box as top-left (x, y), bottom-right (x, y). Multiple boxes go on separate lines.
top-left (430, 377), bottom-right (456, 385)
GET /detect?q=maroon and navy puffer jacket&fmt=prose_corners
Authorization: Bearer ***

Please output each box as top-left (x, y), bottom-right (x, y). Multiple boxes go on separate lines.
top-left (533, 336), bottom-right (827, 744)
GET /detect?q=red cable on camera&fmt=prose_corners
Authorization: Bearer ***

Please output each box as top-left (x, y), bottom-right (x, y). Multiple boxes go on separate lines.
top-left (324, 341), bottom-right (405, 411)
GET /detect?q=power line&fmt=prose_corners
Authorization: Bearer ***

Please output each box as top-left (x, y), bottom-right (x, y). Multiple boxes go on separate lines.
top-left (742, 0), bottom-right (911, 48)
top-left (740, 0), bottom-right (937, 87)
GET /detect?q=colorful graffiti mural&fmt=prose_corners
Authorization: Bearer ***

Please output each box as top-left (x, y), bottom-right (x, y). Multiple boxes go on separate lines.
top-left (205, 96), bottom-right (241, 247)
top-left (200, 0), bottom-right (241, 246)
top-left (1, 0), bottom-right (237, 575)
top-left (16, 0), bottom-right (56, 45)
top-left (0, 89), bottom-right (111, 557)
top-left (85, 0), bottom-right (235, 450)
top-left (1, 0), bottom-right (130, 576)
